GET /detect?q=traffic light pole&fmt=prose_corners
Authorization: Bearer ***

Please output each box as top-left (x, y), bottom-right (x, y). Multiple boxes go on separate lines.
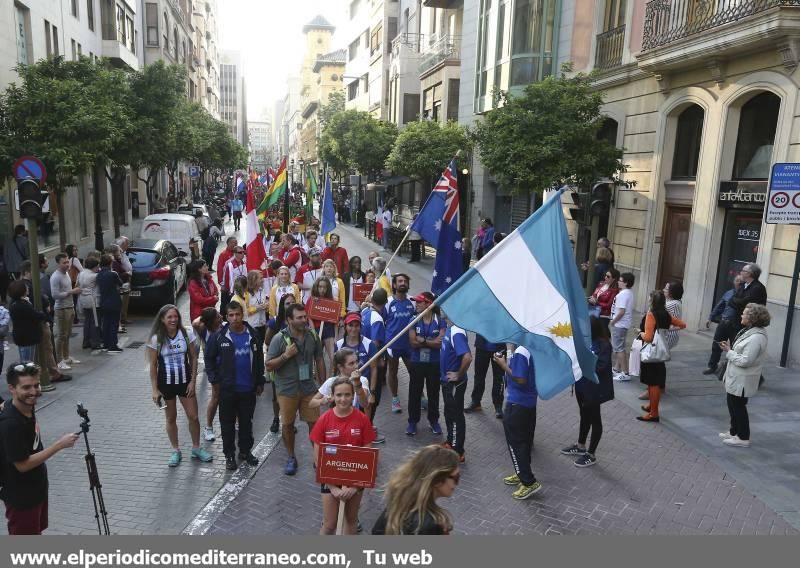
top-left (25, 217), bottom-right (54, 392)
top-left (584, 215), bottom-right (600, 298)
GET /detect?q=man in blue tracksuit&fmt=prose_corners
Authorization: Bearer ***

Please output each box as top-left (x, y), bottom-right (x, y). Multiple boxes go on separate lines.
top-left (205, 300), bottom-right (265, 471)
top-left (440, 321), bottom-right (472, 462)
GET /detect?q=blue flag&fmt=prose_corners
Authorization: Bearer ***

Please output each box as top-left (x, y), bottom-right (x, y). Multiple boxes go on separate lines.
top-left (435, 189), bottom-right (597, 399)
top-left (321, 173), bottom-right (336, 237)
top-left (411, 158), bottom-right (459, 247)
top-left (426, 160), bottom-right (463, 295)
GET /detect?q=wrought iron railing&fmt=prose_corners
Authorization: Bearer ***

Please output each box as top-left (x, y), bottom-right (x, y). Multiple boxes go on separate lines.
top-left (419, 34), bottom-right (461, 74)
top-left (642, 0), bottom-right (795, 50)
top-left (595, 25), bottom-right (626, 69)
top-left (392, 32), bottom-right (424, 53)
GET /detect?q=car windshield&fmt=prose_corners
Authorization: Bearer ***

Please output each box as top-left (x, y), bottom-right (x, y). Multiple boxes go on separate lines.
top-left (127, 250), bottom-right (160, 268)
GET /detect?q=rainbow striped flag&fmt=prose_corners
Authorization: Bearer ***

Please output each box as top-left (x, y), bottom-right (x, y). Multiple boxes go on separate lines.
top-left (257, 158), bottom-right (287, 216)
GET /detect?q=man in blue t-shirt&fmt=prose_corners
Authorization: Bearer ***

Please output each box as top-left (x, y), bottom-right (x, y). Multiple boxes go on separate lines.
top-left (493, 346), bottom-right (542, 500)
top-left (385, 274), bottom-right (414, 415)
top-left (440, 321), bottom-right (472, 461)
top-left (360, 288), bottom-right (388, 444)
top-left (466, 334), bottom-right (506, 419)
top-left (205, 301), bottom-right (265, 471)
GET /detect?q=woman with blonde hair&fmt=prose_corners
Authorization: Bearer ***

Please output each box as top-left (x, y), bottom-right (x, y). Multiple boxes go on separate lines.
top-left (372, 445), bottom-right (460, 534)
top-left (240, 270), bottom-right (268, 343)
top-left (321, 259), bottom-right (347, 320)
top-left (230, 276), bottom-right (250, 321)
top-left (268, 265), bottom-right (300, 318)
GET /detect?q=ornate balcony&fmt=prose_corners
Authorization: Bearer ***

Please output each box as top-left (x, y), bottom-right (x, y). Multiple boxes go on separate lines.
top-left (638, 0), bottom-right (800, 75)
top-left (595, 25), bottom-right (626, 70)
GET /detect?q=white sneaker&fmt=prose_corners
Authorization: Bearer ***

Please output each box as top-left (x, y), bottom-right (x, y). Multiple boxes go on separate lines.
top-left (722, 435), bottom-right (750, 447)
top-left (613, 372), bottom-right (630, 382)
top-left (203, 426), bottom-right (216, 441)
top-left (67, 357), bottom-right (81, 364)
top-left (719, 432), bottom-right (733, 440)
top-left (57, 361), bottom-right (72, 371)
top-left (3, 341), bottom-right (9, 351)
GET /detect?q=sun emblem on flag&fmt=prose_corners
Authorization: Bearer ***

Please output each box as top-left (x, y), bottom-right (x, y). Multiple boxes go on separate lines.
top-left (548, 322), bottom-right (573, 338)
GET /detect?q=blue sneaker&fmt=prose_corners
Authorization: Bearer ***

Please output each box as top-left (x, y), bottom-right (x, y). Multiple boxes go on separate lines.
top-left (406, 422), bottom-right (417, 436)
top-left (191, 447), bottom-right (213, 462)
top-left (430, 421), bottom-right (443, 435)
top-left (284, 456), bottom-right (298, 476)
top-left (167, 450), bottom-right (182, 467)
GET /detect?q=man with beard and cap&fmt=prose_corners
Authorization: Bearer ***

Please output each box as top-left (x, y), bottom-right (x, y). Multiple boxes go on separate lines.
top-left (295, 247), bottom-right (324, 304)
top-left (385, 273), bottom-right (414, 415)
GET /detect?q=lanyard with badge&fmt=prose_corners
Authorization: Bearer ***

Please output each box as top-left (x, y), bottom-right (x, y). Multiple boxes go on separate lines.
top-left (418, 319), bottom-right (438, 363)
top-left (291, 333), bottom-right (311, 383)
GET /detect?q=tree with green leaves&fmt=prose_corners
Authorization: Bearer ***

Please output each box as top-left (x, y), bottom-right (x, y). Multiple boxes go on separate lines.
top-left (0, 57), bottom-right (131, 249)
top-left (318, 109), bottom-right (397, 182)
top-left (386, 120), bottom-right (470, 185)
top-left (318, 90), bottom-right (345, 131)
top-left (470, 67), bottom-right (627, 194)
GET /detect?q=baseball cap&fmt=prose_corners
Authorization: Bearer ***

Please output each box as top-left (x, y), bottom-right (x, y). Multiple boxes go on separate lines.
top-left (308, 246), bottom-right (322, 256)
top-left (412, 292), bottom-right (435, 304)
top-left (344, 313), bottom-right (361, 325)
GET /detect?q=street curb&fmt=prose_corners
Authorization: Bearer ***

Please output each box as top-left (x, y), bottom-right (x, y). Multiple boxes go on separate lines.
top-left (181, 429), bottom-right (283, 535)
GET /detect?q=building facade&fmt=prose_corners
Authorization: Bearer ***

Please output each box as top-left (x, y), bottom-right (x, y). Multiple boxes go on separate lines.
top-left (219, 49), bottom-right (247, 147)
top-left (248, 120), bottom-right (272, 173)
top-left (191, 0), bottom-right (220, 118)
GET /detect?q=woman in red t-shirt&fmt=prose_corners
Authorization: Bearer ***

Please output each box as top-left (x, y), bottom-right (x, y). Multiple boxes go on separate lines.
top-left (310, 363), bottom-right (375, 535)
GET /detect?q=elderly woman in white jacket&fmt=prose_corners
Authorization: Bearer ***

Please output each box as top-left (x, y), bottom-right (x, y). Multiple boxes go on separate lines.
top-left (719, 303), bottom-right (770, 448)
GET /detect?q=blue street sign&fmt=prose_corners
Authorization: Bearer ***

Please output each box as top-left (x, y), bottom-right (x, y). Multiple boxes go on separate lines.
top-left (13, 155), bottom-right (47, 184)
top-left (766, 163), bottom-right (800, 224)
top-left (189, 166), bottom-right (200, 178)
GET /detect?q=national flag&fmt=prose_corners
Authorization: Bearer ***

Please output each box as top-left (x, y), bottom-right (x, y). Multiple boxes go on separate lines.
top-left (435, 189), bottom-right (597, 400)
top-left (306, 166), bottom-right (318, 222)
top-left (321, 173), bottom-right (336, 238)
top-left (411, 158), bottom-right (459, 247)
top-left (257, 158), bottom-right (287, 216)
top-left (245, 187), bottom-right (268, 272)
top-left (430, 162), bottom-right (463, 295)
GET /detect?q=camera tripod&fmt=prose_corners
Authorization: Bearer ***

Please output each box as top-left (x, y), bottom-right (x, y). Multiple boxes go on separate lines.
top-left (77, 403), bottom-right (110, 535)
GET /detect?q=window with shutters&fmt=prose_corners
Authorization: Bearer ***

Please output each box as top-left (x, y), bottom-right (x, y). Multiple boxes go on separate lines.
top-left (145, 3), bottom-right (158, 45)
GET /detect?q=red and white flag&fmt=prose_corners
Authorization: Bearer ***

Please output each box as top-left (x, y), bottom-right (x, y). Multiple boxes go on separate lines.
top-left (245, 187), bottom-right (268, 272)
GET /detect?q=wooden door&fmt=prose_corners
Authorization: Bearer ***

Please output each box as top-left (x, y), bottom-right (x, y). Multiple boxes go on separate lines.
top-left (656, 206), bottom-right (692, 288)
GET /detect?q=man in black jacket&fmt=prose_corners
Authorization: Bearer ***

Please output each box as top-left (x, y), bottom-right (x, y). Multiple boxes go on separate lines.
top-left (204, 300), bottom-right (265, 471)
top-left (728, 263), bottom-right (767, 332)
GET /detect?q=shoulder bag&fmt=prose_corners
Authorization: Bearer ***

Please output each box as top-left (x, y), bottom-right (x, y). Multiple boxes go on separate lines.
top-left (640, 329), bottom-right (671, 363)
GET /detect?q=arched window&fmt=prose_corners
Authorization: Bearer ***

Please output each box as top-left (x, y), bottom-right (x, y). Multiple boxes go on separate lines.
top-left (597, 117), bottom-right (619, 147)
top-left (672, 105), bottom-right (704, 180)
top-left (733, 92), bottom-right (781, 180)
top-left (173, 27), bottom-right (179, 59)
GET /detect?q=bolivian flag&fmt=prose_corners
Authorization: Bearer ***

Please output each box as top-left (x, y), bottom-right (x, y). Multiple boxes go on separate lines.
top-left (257, 158), bottom-right (287, 216)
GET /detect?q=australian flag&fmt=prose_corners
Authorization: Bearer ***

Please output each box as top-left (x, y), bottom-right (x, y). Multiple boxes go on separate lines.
top-left (412, 159), bottom-right (463, 295)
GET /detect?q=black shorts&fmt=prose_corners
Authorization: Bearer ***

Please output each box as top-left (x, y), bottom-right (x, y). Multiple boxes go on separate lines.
top-left (321, 484), bottom-right (363, 495)
top-left (159, 382), bottom-right (189, 400)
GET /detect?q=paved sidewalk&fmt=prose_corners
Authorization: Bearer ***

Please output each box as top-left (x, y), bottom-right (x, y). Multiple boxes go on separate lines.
top-left (202, 221), bottom-right (798, 536)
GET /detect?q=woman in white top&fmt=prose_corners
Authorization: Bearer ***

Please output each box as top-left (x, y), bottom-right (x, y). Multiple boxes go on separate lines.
top-left (663, 281), bottom-right (684, 350)
top-left (245, 270), bottom-right (269, 343)
top-left (321, 259), bottom-right (347, 322)
top-left (268, 266), bottom-right (300, 318)
top-left (66, 244), bottom-right (84, 324)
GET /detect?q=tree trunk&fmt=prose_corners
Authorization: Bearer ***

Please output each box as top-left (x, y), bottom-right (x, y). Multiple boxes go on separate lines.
top-left (106, 167), bottom-right (126, 239)
top-left (92, 161), bottom-right (105, 252)
top-left (55, 186), bottom-right (67, 252)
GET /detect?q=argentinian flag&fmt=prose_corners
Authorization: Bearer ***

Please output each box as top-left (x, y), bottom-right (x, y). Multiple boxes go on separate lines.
top-left (437, 189), bottom-right (596, 399)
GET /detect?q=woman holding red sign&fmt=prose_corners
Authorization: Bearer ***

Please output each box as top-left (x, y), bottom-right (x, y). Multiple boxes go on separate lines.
top-left (306, 277), bottom-right (337, 377)
top-left (310, 372), bottom-right (375, 535)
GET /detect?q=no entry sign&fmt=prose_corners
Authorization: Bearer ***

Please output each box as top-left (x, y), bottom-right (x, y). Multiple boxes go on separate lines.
top-left (316, 444), bottom-right (379, 488)
top-left (766, 163), bottom-right (800, 224)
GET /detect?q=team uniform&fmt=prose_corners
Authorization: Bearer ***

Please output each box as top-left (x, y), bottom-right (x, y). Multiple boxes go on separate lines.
top-left (309, 408), bottom-right (376, 492)
top-left (408, 315), bottom-right (446, 430)
top-left (295, 265), bottom-right (323, 304)
top-left (502, 346), bottom-right (539, 491)
top-left (146, 328), bottom-right (198, 399)
top-left (361, 307), bottom-right (387, 422)
top-left (440, 325), bottom-right (471, 457)
top-left (385, 297), bottom-right (414, 358)
top-left (335, 336), bottom-right (378, 368)
top-left (318, 376), bottom-right (371, 410)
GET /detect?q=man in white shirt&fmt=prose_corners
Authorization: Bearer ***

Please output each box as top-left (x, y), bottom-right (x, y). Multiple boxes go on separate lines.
top-left (381, 208), bottom-right (392, 250)
top-left (609, 272), bottom-right (635, 381)
top-left (116, 237), bottom-right (133, 324)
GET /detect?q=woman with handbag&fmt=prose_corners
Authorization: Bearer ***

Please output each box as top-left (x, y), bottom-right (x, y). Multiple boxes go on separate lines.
top-left (718, 303), bottom-right (770, 448)
top-left (637, 290), bottom-right (685, 422)
top-left (560, 316), bottom-right (614, 467)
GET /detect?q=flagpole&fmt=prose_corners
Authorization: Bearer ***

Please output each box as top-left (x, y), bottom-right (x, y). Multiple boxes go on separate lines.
top-left (357, 304), bottom-right (435, 374)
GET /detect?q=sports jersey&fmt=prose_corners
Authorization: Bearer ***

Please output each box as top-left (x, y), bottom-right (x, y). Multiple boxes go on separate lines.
top-left (310, 408), bottom-right (376, 447)
top-left (385, 296), bottom-right (415, 353)
top-left (295, 264), bottom-right (323, 304)
top-left (283, 246), bottom-right (304, 281)
top-left (147, 328), bottom-right (198, 385)
top-left (318, 376), bottom-right (371, 409)
top-left (505, 346), bottom-right (538, 408)
top-left (247, 284), bottom-right (269, 328)
top-left (230, 328), bottom-right (254, 392)
top-left (411, 315), bottom-right (446, 364)
top-left (361, 307), bottom-right (385, 345)
top-left (222, 258), bottom-right (247, 293)
top-left (440, 325), bottom-right (470, 383)
top-left (335, 336), bottom-right (377, 368)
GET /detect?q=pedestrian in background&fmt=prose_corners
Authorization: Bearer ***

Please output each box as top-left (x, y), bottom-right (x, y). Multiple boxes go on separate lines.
top-left (372, 445), bottom-right (459, 535)
top-left (187, 260), bottom-right (219, 324)
top-left (191, 307), bottom-right (224, 442)
top-left (147, 304), bottom-right (212, 467)
top-left (20, 261), bottom-right (67, 383)
top-left (610, 272), bottom-right (635, 381)
top-left (342, 256), bottom-right (365, 313)
top-left (65, 244), bottom-right (82, 325)
top-left (407, 292), bottom-right (445, 436)
top-left (221, 247), bottom-right (247, 314)
top-left (321, 233), bottom-right (349, 278)
top-left (477, 218), bottom-right (495, 260)
top-left (4, 225), bottom-right (28, 280)
top-left (7, 280), bottom-right (46, 364)
top-left (719, 303), bottom-right (770, 448)
top-left (0, 362), bottom-right (79, 534)
top-left (95, 254), bottom-right (123, 355)
top-left (703, 275), bottom-right (743, 375)
top-left (440, 320), bottom-right (472, 462)
top-left (310, 375), bottom-right (375, 535)
top-left (216, 237), bottom-right (238, 306)
top-left (466, 334), bottom-right (505, 419)
top-left (561, 316), bottom-right (615, 467)
top-left (77, 257), bottom-right (102, 351)
top-left (115, 237), bottom-right (133, 325)
top-left (231, 195), bottom-right (244, 231)
top-left (264, 292), bottom-right (297, 434)
top-left (50, 253), bottom-right (82, 372)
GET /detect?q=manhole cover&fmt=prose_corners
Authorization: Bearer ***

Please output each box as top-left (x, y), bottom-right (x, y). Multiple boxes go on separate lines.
top-left (126, 341), bottom-right (145, 349)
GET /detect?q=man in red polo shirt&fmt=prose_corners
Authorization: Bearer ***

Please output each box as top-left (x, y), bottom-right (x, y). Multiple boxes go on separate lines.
top-left (321, 233), bottom-right (349, 277)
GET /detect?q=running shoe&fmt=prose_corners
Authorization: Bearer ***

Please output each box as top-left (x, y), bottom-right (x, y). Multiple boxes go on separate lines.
top-left (107, 347), bottom-right (123, 354)
top-left (405, 422), bottom-right (416, 436)
top-left (372, 428), bottom-right (386, 444)
top-left (430, 421), bottom-right (443, 435)
top-left (239, 452), bottom-right (259, 466)
top-left (512, 481), bottom-right (542, 500)
top-left (284, 456), bottom-right (298, 475)
top-left (57, 361), bottom-right (72, 371)
top-left (503, 473), bottom-right (520, 486)
top-left (66, 357), bottom-right (81, 364)
top-left (574, 453), bottom-right (597, 468)
top-left (560, 444), bottom-right (586, 456)
top-left (718, 432), bottom-right (733, 440)
top-left (722, 436), bottom-right (750, 448)
top-left (613, 372), bottom-right (630, 382)
top-left (191, 447), bottom-right (213, 462)
top-left (168, 450), bottom-right (182, 467)
top-left (391, 397), bottom-right (402, 413)
top-left (225, 455), bottom-right (238, 471)
top-left (495, 406), bottom-right (504, 419)
top-left (270, 417), bottom-right (280, 433)
top-left (203, 426), bottom-right (216, 441)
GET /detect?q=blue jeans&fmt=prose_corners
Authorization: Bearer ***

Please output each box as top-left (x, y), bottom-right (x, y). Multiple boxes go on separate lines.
top-left (18, 344), bottom-right (38, 363)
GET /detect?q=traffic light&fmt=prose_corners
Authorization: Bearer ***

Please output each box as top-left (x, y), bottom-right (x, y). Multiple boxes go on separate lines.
top-left (568, 191), bottom-right (587, 222)
top-left (589, 181), bottom-right (613, 217)
top-left (17, 178), bottom-right (44, 219)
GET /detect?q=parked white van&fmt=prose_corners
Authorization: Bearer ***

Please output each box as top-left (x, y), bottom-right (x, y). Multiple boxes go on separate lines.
top-left (139, 214), bottom-right (201, 259)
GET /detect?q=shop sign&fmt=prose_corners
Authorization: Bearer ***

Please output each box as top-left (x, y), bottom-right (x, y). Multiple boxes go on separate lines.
top-left (718, 181), bottom-right (767, 207)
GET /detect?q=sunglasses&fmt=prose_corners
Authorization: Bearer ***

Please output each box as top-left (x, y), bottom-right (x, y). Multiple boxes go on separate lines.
top-left (13, 362), bottom-right (41, 373)
top-left (447, 472), bottom-right (460, 485)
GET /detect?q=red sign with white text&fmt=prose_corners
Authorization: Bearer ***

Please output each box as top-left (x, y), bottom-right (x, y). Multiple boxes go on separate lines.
top-left (308, 297), bottom-right (341, 323)
top-left (316, 444), bottom-right (379, 488)
top-left (352, 283), bottom-right (372, 304)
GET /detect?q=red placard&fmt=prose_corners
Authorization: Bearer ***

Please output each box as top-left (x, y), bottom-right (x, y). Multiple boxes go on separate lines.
top-left (308, 297), bottom-right (342, 323)
top-left (352, 283), bottom-right (372, 304)
top-left (316, 444), bottom-right (379, 489)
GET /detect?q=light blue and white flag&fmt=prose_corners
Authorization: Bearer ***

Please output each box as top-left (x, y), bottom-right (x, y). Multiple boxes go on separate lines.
top-left (436, 188), bottom-right (596, 399)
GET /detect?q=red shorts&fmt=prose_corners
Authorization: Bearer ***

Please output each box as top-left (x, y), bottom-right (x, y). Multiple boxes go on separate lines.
top-left (5, 500), bottom-right (48, 535)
